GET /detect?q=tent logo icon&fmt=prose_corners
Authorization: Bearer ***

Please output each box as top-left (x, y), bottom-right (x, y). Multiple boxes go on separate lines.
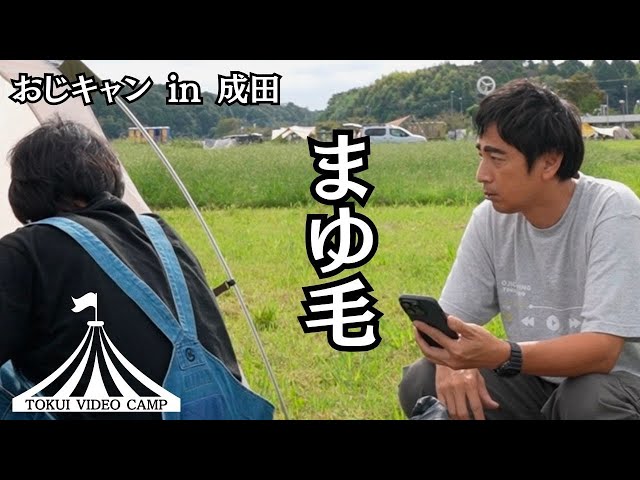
top-left (12, 292), bottom-right (180, 414)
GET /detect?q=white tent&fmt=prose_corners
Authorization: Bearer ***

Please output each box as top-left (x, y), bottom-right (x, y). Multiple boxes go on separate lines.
top-left (0, 60), bottom-right (150, 238)
top-left (271, 125), bottom-right (316, 141)
top-left (591, 125), bottom-right (635, 140)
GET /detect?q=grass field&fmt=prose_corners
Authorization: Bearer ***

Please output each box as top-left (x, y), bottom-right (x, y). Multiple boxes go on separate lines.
top-left (114, 138), bottom-right (640, 419)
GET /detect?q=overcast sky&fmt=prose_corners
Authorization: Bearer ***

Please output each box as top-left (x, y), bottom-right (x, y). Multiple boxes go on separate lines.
top-left (83, 60), bottom-right (484, 111)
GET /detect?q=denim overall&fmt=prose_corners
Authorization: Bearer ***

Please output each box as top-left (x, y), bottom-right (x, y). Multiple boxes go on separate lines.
top-left (0, 215), bottom-right (274, 420)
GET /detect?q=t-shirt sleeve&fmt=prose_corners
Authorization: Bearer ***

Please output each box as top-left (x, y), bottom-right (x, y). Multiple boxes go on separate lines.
top-left (439, 205), bottom-right (499, 325)
top-left (580, 213), bottom-right (640, 339)
top-left (0, 241), bottom-right (33, 365)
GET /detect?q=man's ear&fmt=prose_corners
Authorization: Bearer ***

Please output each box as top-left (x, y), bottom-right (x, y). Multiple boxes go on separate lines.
top-left (540, 152), bottom-right (563, 180)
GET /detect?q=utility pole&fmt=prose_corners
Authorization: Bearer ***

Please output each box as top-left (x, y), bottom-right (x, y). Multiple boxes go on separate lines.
top-left (624, 84), bottom-right (629, 113)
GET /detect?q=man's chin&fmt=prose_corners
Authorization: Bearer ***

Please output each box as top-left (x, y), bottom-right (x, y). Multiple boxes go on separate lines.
top-left (489, 200), bottom-right (515, 214)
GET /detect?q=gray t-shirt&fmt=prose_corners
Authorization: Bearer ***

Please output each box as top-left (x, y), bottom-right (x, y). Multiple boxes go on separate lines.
top-left (439, 173), bottom-right (640, 382)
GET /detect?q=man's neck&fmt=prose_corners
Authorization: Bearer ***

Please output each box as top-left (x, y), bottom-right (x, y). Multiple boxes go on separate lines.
top-left (523, 178), bottom-right (578, 229)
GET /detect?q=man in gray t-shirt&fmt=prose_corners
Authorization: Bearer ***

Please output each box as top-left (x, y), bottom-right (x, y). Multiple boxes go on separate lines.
top-left (398, 79), bottom-right (640, 420)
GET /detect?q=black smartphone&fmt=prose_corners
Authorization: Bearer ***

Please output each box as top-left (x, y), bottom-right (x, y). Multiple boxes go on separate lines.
top-left (399, 294), bottom-right (458, 348)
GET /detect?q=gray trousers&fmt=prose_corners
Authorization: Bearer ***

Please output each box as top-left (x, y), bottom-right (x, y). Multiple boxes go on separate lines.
top-left (398, 357), bottom-right (640, 420)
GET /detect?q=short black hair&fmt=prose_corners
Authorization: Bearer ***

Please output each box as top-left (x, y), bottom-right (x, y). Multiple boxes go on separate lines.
top-left (474, 78), bottom-right (584, 180)
top-left (8, 116), bottom-right (125, 223)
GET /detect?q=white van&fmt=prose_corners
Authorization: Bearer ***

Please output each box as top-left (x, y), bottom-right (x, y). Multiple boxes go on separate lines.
top-left (357, 125), bottom-right (427, 143)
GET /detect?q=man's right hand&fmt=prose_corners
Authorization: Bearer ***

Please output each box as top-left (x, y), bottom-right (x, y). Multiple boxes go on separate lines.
top-left (435, 365), bottom-right (499, 420)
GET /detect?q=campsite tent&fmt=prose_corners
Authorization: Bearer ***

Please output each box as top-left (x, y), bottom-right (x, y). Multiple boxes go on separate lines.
top-left (0, 60), bottom-right (150, 238)
top-left (581, 123), bottom-right (597, 139)
top-left (591, 125), bottom-right (635, 140)
top-left (271, 125), bottom-right (316, 141)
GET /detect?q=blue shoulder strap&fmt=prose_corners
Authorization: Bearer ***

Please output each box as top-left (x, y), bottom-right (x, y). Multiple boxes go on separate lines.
top-left (136, 214), bottom-right (197, 337)
top-left (33, 215), bottom-right (193, 342)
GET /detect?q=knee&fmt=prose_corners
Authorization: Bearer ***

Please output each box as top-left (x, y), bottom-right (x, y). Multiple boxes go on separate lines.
top-left (546, 374), bottom-right (616, 420)
top-left (398, 357), bottom-right (437, 418)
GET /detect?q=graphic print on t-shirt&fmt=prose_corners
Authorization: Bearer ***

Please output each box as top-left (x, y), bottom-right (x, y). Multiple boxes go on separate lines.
top-left (500, 279), bottom-right (583, 336)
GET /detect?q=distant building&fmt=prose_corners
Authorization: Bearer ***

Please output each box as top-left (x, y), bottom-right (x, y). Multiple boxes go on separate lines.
top-left (387, 115), bottom-right (447, 140)
top-left (128, 126), bottom-right (171, 143)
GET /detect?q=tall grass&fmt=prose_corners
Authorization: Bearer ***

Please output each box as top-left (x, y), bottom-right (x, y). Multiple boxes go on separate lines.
top-left (113, 139), bottom-right (640, 209)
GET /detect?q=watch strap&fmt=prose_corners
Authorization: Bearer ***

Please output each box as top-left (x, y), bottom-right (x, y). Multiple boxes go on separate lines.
top-left (494, 341), bottom-right (522, 377)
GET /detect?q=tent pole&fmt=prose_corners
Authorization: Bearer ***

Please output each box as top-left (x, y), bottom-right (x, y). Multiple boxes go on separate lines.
top-left (113, 96), bottom-right (290, 420)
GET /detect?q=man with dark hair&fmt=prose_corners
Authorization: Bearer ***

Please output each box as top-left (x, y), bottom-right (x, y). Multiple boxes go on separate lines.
top-left (0, 117), bottom-right (246, 419)
top-left (398, 79), bottom-right (640, 420)
top-left (8, 119), bottom-right (126, 223)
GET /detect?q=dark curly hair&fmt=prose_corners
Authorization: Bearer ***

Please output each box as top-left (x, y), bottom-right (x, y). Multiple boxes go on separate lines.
top-left (8, 115), bottom-right (125, 223)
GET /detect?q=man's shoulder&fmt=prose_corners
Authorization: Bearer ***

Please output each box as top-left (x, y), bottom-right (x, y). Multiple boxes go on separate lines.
top-left (579, 174), bottom-right (640, 213)
top-left (0, 227), bottom-right (29, 256)
top-left (0, 222), bottom-right (57, 248)
top-left (581, 173), bottom-right (634, 193)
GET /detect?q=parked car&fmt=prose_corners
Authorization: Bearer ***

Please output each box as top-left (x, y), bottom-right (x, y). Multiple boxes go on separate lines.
top-left (210, 133), bottom-right (264, 148)
top-left (343, 123), bottom-right (427, 143)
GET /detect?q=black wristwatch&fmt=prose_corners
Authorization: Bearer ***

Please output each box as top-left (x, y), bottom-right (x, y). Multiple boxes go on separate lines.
top-left (493, 341), bottom-right (523, 377)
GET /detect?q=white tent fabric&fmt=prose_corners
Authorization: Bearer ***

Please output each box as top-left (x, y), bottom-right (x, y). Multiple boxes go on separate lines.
top-left (271, 125), bottom-right (316, 140)
top-left (591, 125), bottom-right (636, 139)
top-left (0, 60), bottom-right (150, 238)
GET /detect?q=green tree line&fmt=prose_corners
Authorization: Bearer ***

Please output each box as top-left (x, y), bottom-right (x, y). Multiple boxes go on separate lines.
top-left (319, 60), bottom-right (640, 125)
top-left (92, 60), bottom-right (640, 139)
top-left (92, 87), bottom-right (318, 140)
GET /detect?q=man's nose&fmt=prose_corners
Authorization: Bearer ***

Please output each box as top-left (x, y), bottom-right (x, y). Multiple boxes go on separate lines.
top-left (476, 158), bottom-right (491, 184)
